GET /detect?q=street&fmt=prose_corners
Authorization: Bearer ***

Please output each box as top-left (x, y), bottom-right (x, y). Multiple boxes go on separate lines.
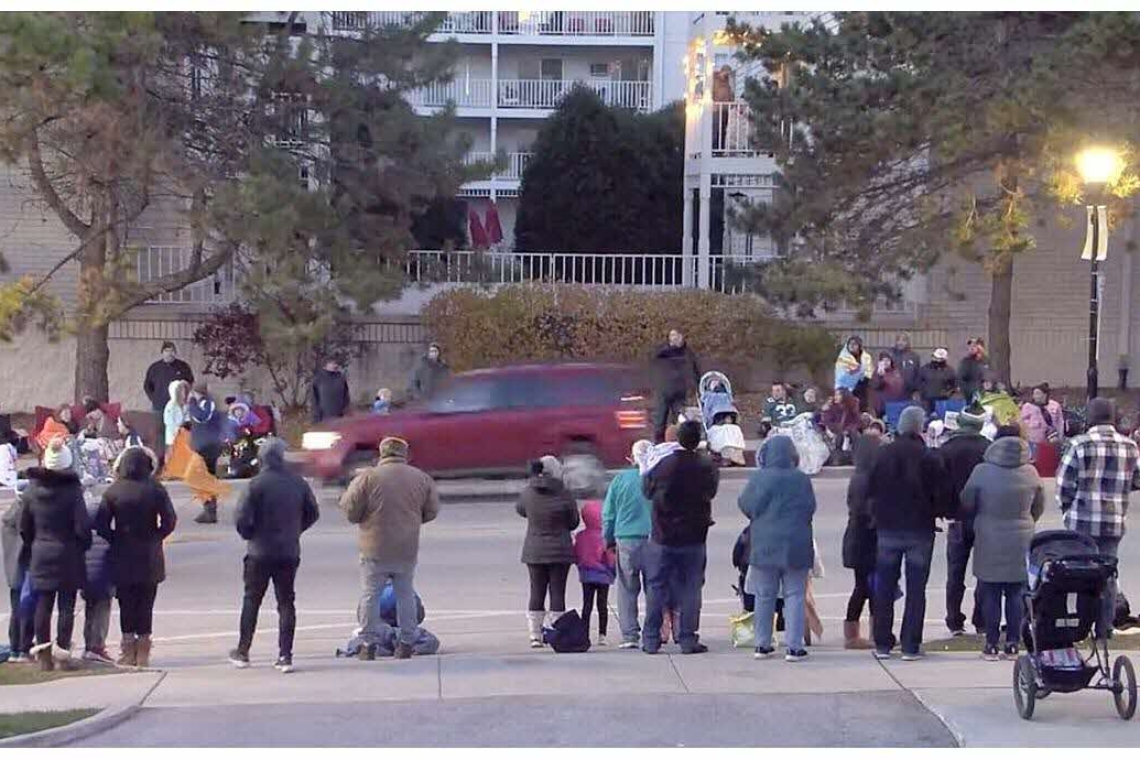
top-left (5, 475), bottom-right (1139, 746)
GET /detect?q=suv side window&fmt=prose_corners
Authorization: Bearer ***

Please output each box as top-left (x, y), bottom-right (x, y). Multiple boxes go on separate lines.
top-left (427, 378), bottom-right (507, 414)
top-left (503, 376), bottom-right (559, 409)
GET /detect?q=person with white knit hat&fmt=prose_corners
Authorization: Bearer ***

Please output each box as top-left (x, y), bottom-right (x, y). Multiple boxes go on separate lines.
top-left (20, 437), bottom-right (92, 671)
top-left (917, 348), bottom-right (957, 414)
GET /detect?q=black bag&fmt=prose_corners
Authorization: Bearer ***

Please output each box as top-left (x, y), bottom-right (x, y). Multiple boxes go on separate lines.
top-left (543, 609), bottom-right (591, 653)
top-left (1115, 590), bottom-right (1136, 630)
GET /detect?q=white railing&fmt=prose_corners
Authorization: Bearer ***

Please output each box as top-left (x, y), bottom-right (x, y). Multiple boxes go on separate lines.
top-left (408, 79), bottom-right (494, 108)
top-left (462, 151), bottom-right (533, 181)
top-left (498, 11), bottom-right (654, 36)
top-left (137, 246), bottom-right (236, 305)
top-left (498, 79), bottom-right (651, 111)
top-left (712, 102), bottom-right (757, 156)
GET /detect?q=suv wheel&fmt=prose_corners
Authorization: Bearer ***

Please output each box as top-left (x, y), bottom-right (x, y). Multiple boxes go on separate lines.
top-left (561, 444), bottom-right (606, 498)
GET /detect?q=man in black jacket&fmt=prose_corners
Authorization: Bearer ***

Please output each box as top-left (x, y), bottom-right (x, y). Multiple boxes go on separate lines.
top-left (957, 338), bottom-right (989, 404)
top-left (867, 406), bottom-right (946, 660)
top-left (651, 330), bottom-right (701, 443)
top-left (641, 421), bottom-right (719, 654)
top-left (937, 406), bottom-right (990, 636)
top-left (142, 341), bottom-right (194, 467)
top-left (229, 438), bottom-right (319, 673)
top-left (917, 348), bottom-right (957, 414)
top-left (890, 333), bottom-right (922, 397)
top-left (311, 360), bottom-right (351, 423)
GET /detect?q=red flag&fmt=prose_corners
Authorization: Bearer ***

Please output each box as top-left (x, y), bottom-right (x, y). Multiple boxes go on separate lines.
top-left (485, 203), bottom-right (503, 245)
top-left (468, 208), bottom-right (489, 249)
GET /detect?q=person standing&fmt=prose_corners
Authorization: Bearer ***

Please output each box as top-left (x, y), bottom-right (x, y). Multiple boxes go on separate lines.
top-left (602, 439), bottom-right (654, 649)
top-left (867, 406), bottom-right (946, 660)
top-left (641, 420), bottom-right (719, 655)
top-left (738, 435), bottom-right (817, 663)
top-left (957, 338), bottom-right (989, 405)
top-left (312, 359), bottom-right (351, 423)
top-left (574, 500), bottom-right (616, 646)
top-left (81, 496), bottom-right (115, 665)
top-left (229, 439), bottom-right (319, 673)
top-left (650, 330), bottom-right (701, 443)
top-left (143, 342), bottom-right (194, 469)
top-left (187, 382), bottom-right (226, 524)
top-left (407, 344), bottom-right (450, 402)
top-left (870, 353), bottom-right (907, 418)
top-left (516, 456), bottom-right (579, 648)
top-left (842, 431), bottom-right (883, 650)
top-left (1019, 384), bottom-right (1064, 457)
top-left (834, 336), bottom-right (873, 412)
top-left (1, 498), bottom-right (33, 663)
top-left (20, 441), bottom-right (91, 671)
top-left (1056, 397), bottom-right (1140, 643)
top-left (95, 447), bottom-right (177, 668)
top-left (937, 405), bottom-right (991, 637)
top-left (917, 348), bottom-right (957, 414)
top-left (891, 334), bottom-right (922, 398)
top-left (340, 437), bottom-right (439, 660)
top-left (960, 430), bottom-right (1044, 660)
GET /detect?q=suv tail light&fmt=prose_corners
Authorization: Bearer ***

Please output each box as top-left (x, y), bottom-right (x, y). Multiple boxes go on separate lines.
top-left (615, 410), bottom-right (648, 430)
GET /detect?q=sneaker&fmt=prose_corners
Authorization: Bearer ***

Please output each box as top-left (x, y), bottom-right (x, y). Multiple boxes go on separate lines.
top-left (596, 634), bottom-right (607, 647)
top-left (618, 640), bottom-right (639, 650)
top-left (754, 646), bottom-right (775, 660)
top-left (274, 656), bottom-right (294, 674)
top-left (785, 649), bottom-right (809, 663)
top-left (1002, 643), bottom-right (1019, 659)
top-left (9, 653), bottom-right (27, 664)
top-left (83, 649), bottom-right (115, 665)
top-left (228, 648), bottom-right (250, 669)
top-left (680, 642), bottom-right (709, 655)
top-left (948, 628), bottom-right (966, 637)
top-left (982, 645), bottom-right (1001, 662)
top-left (873, 649), bottom-right (893, 660)
top-left (529, 637), bottom-right (544, 649)
top-left (901, 651), bottom-right (925, 662)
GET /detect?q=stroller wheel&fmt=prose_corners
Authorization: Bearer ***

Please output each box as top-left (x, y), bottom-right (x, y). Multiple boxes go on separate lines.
top-left (1113, 655), bottom-right (1137, 720)
top-left (1013, 654), bottom-right (1037, 720)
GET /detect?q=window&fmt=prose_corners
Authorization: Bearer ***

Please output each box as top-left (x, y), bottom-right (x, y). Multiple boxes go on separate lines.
top-left (426, 378), bottom-right (505, 414)
top-left (589, 63), bottom-right (610, 78)
top-left (540, 58), bottom-right (563, 81)
top-left (270, 92), bottom-right (309, 147)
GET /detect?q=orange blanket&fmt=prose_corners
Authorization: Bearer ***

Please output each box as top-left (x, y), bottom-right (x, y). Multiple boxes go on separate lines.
top-left (160, 428), bottom-right (231, 504)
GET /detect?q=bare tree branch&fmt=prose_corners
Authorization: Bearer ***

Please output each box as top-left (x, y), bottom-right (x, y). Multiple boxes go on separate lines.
top-left (27, 129), bottom-right (90, 239)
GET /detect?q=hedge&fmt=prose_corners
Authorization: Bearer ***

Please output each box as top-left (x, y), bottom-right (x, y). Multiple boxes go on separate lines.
top-left (421, 285), bottom-right (838, 391)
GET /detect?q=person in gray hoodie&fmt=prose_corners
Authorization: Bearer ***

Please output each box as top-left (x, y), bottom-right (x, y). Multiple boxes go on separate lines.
top-left (1, 498), bottom-right (33, 662)
top-left (960, 430), bottom-right (1044, 660)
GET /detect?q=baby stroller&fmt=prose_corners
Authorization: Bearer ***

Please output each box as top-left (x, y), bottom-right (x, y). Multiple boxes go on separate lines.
top-left (1013, 530), bottom-right (1136, 721)
top-left (697, 372), bottom-right (746, 466)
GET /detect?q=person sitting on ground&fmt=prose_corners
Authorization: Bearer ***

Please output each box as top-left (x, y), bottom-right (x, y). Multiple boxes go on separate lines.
top-left (821, 388), bottom-right (863, 464)
top-left (762, 383), bottom-right (800, 429)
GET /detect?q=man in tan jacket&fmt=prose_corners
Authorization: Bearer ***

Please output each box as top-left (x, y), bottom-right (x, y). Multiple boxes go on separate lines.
top-left (340, 437), bottom-right (439, 659)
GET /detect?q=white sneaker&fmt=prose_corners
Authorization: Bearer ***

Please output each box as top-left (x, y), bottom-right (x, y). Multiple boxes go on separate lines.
top-left (618, 640), bottom-right (639, 650)
top-left (529, 638), bottom-right (544, 649)
top-left (596, 635), bottom-right (607, 647)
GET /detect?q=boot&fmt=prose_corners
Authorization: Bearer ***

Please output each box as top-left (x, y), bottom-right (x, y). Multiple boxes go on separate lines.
top-left (844, 620), bottom-right (873, 650)
top-left (52, 643), bottom-right (75, 670)
top-left (118, 634), bottom-right (138, 667)
top-left (194, 499), bottom-right (218, 524)
top-left (135, 635), bottom-right (152, 668)
top-left (31, 642), bottom-right (54, 672)
top-left (526, 612), bottom-right (545, 648)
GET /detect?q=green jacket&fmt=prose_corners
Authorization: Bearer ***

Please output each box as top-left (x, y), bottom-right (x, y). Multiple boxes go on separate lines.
top-left (602, 468), bottom-right (652, 544)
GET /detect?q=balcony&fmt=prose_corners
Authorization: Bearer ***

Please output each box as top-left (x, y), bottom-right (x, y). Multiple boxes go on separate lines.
top-left (498, 79), bottom-right (652, 112)
top-left (464, 151), bottom-right (533, 181)
top-left (137, 247), bottom-right (237, 306)
top-left (328, 11), bottom-right (653, 37)
top-left (407, 79), bottom-right (494, 109)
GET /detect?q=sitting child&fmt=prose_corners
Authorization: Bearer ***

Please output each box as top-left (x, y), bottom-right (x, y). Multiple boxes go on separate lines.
top-left (372, 388), bottom-right (392, 415)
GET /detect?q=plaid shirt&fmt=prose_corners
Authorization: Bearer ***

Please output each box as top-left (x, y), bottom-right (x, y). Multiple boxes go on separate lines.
top-left (1056, 425), bottom-right (1140, 538)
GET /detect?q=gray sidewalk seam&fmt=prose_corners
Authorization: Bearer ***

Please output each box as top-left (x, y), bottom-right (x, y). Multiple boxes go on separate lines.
top-left (666, 656), bottom-right (690, 694)
top-left (873, 659), bottom-right (963, 748)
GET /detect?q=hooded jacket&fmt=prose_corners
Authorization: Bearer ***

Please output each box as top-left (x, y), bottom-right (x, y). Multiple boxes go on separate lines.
top-left (891, 347), bottom-right (922, 395)
top-left (408, 356), bottom-right (450, 401)
top-left (574, 501), bottom-right (616, 585)
top-left (94, 448), bottom-right (178, 586)
top-left (187, 391), bottom-right (225, 452)
top-left (144, 356), bottom-right (194, 412)
top-left (312, 368), bottom-right (351, 423)
top-left (957, 354), bottom-right (989, 403)
top-left (960, 436), bottom-right (1044, 582)
top-left (652, 342), bottom-right (701, 398)
top-left (164, 380), bottom-right (188, 447)
top-left (235, 439), bottom-right (319, 560)
top-left (340, 455), bottom-right (439, 571)
top-left (937, 430), bottom-right (991, 521)
top-left (843, 434), bottom-right (882, 570)
top-left (20, 467), bottom-right (91, 592)
top-left (867, 432), bottom-right (947, 534)
top-left (737, 436), bottom-right (816, 570)
top-left (642, 448), bottom-right (718, 547)
top-left (516, 473), bottom-right (580, 564)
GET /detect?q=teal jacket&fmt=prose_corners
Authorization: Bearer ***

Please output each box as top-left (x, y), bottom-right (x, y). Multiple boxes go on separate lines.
top-left (602, 468), bottom-right (652, 544)
top-left (738, 436), bottom-right (816, 570)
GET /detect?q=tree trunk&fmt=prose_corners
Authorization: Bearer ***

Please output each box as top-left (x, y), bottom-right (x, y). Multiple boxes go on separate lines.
top-left (74, 322), bottom-right (110, 403)
top-left (987, 259), bottom-right (1013, 384)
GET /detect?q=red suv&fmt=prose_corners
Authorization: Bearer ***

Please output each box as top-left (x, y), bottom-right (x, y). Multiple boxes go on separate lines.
top-left (302, 363), bottom-right (650, 492)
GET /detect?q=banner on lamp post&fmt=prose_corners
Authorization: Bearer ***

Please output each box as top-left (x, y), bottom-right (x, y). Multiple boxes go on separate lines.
top-left (1081, 205), bottom-right (1109, 262)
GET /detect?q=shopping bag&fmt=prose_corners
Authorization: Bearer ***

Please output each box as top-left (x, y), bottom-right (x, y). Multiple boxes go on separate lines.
top-left (730, 611), bottom-right (755, 648)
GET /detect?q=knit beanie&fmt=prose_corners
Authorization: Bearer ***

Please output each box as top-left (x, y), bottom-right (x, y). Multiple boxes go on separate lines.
top-left (539, 455), bottom-right (563, 481)
top-left (898, 406), bottom-right (926, 436)
top-left (958, 405), bottom-right (986, 433)
top-left (378, 436), bottom-right (409, 461)
top-left (43, 438), bottom-right (73, 472)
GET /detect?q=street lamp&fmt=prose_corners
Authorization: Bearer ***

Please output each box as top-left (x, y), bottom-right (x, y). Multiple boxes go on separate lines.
top-left (1076, 146), bottom-right (1123, 400)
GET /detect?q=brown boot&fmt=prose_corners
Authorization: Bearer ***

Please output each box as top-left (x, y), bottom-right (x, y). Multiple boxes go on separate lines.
top-left (32, 643), bottom-right (54, 672)
top-left (117, 634), bottom-right (138, 667)
top-left (844, 620), bottom-right (872, 650)
top-left (135, 635), bottom-right (152, 668)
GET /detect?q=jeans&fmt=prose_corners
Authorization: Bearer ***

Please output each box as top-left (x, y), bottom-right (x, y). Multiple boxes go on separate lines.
top-left (615, 538), bottom-right (649, 643)
top-left (118, 583), bottom-right (159, 636)
top-left (359, 558), bottom-right (417, 646)
top-left (652, 391), bottom-right (686, 443)
top-left (873, 531), bottom-right (935, 655)
top-left (7, 587), bottom-right (33, 654)
top-left (1092, 535), bottom-right (1121, 639)
top-left (978, 581), bottom-right (1026, 648)
top-left (752, 565), bottom-right (809, 651)
top-left (945, 520), bottom-right (984, 632)
top-left (526, 563), bottom-right (570, 612)
top-left (34, 589), bottom-right (77, 650)
top-left (238, 556), bottom-right (299, 657)
top-left (643, 541), bottom-right (706, 651)
top-left (82, 593), bottom-right (112, 651)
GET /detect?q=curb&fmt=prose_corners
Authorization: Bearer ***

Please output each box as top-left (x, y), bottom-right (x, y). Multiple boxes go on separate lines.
top-left (0, 671), bottom-right (166, 748)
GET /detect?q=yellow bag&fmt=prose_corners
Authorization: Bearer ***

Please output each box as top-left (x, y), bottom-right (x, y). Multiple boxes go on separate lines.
top-left (729, 611), bottom-right (755, 648)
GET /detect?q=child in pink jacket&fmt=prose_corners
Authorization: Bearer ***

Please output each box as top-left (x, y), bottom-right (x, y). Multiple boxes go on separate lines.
top-left (574, 501), bottom-right (616, 646)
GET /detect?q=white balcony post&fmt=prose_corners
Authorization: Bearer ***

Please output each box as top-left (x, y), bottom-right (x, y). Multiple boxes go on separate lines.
top-left (697, 182), bottom-right (712, 289)
top-left (652, 12), bottom-right (664, 111)
top-left (682, 188), bottom-right (694, 287)
top-left (490, 40), bottom-right (499, 203)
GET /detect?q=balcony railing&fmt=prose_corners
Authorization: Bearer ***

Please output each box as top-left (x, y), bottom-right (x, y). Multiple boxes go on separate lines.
top-left (408, 79), bottom-right (495, 108)
top-left (712, 102), bottom-right (758, 156)
top-left (498, 79), bottom-right (651, 111)
top-left (329, 11), bottom-right (652, 37)
top-left (137, 247), bottom-right (236, 305)
top-left (464, 151), bottom-right (533, 181)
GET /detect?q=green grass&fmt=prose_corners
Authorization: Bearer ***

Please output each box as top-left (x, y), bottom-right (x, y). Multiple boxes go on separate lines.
top-left (926, 631), bottom-right (1140, 653)
top-left (0, 709), bottom-right (98, 739)
top-left (0, 660), bottom-right (123, 687)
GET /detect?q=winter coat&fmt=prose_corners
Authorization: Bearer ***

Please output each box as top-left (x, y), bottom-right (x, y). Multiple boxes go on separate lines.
top-left (937, 432), bottom-right (991, 521)
top-left (871, 370), bottom-right (907, 415)
top-left (84, 501), bottom-right (114, 598)
top-left (652, 343), bottom-right (701, 398)
top-left (843, 435), bottom-right (882, 570)
top-left (234, 442), bottom-right (319, 560)
top-left (960, 436), bottom-right (1045, 583)
top-left (94, 449), bottom-right (178, 586)
top-left (407, 357), bottom-right (450, 401)
top-left (1, 500), bottom-right (27, 590)
top-left (19, 467), bottom-right (91, 592)
top-left (867, 433), bottom-right (947, 534)
top-left (187, 393), bottom-right (225, 452)
top-left (1020, 400), bottom-right (1064, 444)
top-left (601, 467), bottom-right (652, 544)
top-left (144, 358), bottom-right (194, 412)
top-left (642, 449), bottom-right (719, 547)
top-left (891, 348), bottom-right (922, 395)
top-left (516, 474), bottom-right (579, 564)
top-left (821, 397), bottom-right (862, 436)
top-left (340, 457), bottom-right (439, 571)
top-left (164, 380), bottom-right (188, 447)
top-left (834, 347), bottom-right (873, 393)
top-left (574, 501), bottom-right (616, 585)
top-left (917, 361), bottom-right (957, 403)
top-left (738, 436), bottom-right (816, 570)
top-left (957, 355), bottom-right (989, 403)
top-left (312, 368), bottom-right (351, 423)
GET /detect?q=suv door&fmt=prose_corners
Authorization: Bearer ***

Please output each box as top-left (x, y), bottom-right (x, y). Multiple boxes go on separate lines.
top-left (421, 376), bottom-right (515, 473)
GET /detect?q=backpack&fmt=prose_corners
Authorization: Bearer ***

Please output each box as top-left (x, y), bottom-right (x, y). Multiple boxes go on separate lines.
top-left (542, 609), bottom-right (591, 653)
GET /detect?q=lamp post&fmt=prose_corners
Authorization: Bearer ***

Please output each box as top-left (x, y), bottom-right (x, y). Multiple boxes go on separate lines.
top-left (1076, 147), bottom-right (1122, 401)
